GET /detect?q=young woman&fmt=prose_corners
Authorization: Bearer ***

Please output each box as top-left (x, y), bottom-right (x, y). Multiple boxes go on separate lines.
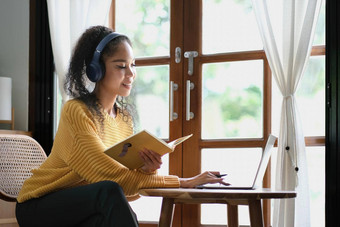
top-left (16, 25), bottom-right (227, 227)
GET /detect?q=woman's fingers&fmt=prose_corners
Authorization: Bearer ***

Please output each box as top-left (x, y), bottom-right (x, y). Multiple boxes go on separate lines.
top-left (145, 149), bottom-right (162, 164)
top-left (139, 149), bottom-right (163, 173)
top-left (208, 171), bottom-right (221, 176)
top-left (201, 171), bottom-right (230, 185)
top-left (180, 171), bottom-right (230, 188)
top-left (140, 149), bottom-right (162, 165)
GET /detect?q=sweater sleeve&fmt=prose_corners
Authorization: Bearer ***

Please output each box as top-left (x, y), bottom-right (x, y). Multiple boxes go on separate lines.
top-left (62, 102), bottom-right (180, 197)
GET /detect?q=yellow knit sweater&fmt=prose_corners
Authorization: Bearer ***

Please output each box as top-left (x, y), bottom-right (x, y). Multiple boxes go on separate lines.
top-left (17, 99), bottom-right (180, 203)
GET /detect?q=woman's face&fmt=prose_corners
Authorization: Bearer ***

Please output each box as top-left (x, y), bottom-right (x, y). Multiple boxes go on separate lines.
top-left (98, 41), bottom-right (136, 98)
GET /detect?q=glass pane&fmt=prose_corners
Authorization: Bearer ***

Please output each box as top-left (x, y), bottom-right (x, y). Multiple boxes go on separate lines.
top-left (115, 0), bottom-right (170, 57)
top-left (271, 146), bottom-right (325, 227)
top-left (307, 147), bottom-right (325, 227)
top-left (133, 65), bottom-right (169, 139)
top-left (296, 56), bottom-right (325, 136)
top-left (202, 60), bottom-right (263, 139)
top-left (313, 0), bottom-right (325, 45)
top-left (201, 148), bottom-right (262, 225)
top-left (130, 65), bottom-right (170, 221)
top-left (202, 0), bottom-right (262, 54)
top-left (272, 56), bottom-right (325, 137)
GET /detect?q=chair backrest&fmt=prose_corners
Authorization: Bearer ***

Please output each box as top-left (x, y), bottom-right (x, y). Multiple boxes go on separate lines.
top-left (0, 134), bottom-right (47, 201)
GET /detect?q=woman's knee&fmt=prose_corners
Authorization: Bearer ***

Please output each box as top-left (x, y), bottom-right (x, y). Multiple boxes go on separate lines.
top-left (94, 181), bottom-right (127, 206)
top-left (96, 181), bottom-right (124, 196)
top-left (94, 181), bottom-right (138, 225)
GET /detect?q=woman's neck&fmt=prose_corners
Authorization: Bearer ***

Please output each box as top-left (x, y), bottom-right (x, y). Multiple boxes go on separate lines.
top-left (94, 88), bottom-right (117, 118)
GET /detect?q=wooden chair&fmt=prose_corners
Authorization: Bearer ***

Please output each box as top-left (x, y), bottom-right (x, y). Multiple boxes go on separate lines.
top-left (0, 134), bottom-right (46, 225)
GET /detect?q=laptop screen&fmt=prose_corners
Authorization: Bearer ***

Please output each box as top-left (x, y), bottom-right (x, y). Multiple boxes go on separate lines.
top-left (197, 134), bottom-right (277, 189)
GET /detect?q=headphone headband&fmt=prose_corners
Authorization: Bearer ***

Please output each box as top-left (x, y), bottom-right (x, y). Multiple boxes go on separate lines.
top-left (86, 32), bottom-right (123, 82)
top-left (94, 32), bottom-right (122, 57)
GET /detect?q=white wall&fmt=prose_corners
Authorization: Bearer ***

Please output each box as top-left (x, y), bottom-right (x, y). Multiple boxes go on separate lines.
top-left (0, 0), bottom-right (30, 131)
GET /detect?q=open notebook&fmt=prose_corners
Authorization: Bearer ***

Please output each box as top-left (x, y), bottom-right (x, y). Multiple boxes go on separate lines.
top-left (196, 134), bottom-right (277, 190)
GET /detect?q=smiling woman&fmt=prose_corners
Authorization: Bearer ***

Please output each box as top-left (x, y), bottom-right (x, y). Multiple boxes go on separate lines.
top-left (64, 27), bottom-right (137, 131)
top-left (94, 42), bottom-right (136, 119)
top-left (16, 25), bottom-right (226, 227)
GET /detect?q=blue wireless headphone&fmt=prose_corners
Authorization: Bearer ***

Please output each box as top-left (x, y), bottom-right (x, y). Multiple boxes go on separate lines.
top-left (86, 32), bottom-right (123, 82)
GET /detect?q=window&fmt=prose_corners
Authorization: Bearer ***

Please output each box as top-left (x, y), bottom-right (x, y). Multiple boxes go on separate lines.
top-left (112, 0), bottom-right (326, 226)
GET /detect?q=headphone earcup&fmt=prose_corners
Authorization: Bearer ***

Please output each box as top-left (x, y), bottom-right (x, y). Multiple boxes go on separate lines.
top-left (86, 60), bottom-right (103, 82)
top-left (86, 32), bottom-right (122, 82)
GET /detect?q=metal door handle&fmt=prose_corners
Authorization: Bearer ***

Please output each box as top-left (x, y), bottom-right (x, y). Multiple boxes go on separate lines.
top-left (184, 51), bottom-right (198, 76)
top-left (170, 81), bottom-right (178, 121)
top-left (175, 47), bottom-right (181, 63)
top-left (186, 80), bottom-right (194, 121)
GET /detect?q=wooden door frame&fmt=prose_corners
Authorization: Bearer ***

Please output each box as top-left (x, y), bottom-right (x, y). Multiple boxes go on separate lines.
top-left (181, 0), bottom-right (273, 226)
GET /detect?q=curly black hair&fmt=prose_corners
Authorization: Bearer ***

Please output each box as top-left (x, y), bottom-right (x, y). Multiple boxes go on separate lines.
top-left (64, 25), bottom-right (137, 133)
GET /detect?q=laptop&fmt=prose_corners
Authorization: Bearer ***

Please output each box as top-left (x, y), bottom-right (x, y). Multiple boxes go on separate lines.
top-left (196, 134), bottom-right (277, 190)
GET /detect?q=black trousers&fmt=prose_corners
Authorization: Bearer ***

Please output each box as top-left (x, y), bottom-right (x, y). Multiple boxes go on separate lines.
top-left (16, 181), bottom-right (139, 227)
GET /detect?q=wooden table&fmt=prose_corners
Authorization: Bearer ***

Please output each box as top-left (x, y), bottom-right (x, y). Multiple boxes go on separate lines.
top-left (139, 188), bottom-right (296, 227)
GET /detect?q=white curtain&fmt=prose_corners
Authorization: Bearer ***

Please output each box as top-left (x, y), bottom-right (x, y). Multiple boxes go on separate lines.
top-left (251, 0), bottom-right (322, 226)
top-left (47, 0), bottom-right (112, 104)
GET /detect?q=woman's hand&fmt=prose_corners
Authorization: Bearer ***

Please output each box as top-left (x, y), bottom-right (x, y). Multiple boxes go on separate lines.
top-left (138, 148), bottom-right (162, 173)
top-left (179, 171), bottom-right (230, 188)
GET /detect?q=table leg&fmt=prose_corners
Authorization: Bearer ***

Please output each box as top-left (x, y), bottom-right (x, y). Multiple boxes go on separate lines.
top-left (159, 198), bottom-right (175, 227)
top-left (248, 199), bottom-right (264, 227)
top-left (227, 204), bottom-right (239, 227)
